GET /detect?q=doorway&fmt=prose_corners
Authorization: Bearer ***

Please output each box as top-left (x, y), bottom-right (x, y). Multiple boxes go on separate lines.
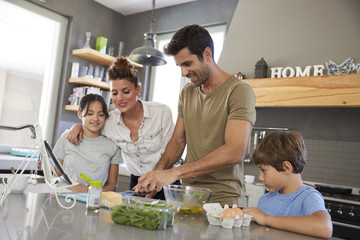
top-left (0, 0), bottom-right (68, 147)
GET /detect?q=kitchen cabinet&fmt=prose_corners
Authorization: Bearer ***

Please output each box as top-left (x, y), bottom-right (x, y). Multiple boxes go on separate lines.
top-left (243, 73), bottom-right (360, 107)
top-left (65, 48), bottom-right (143, 111)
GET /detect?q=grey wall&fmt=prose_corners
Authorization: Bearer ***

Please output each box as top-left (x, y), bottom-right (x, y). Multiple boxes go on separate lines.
top-left (219, 0), bottom-right (360, 79)
top-left (218, 0), bottom-right (360, 187)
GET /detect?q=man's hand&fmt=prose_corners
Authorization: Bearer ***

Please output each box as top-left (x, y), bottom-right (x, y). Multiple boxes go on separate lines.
top-left (66, 124), bottom-right (83, 145)
top-left (145, 191), bottom-right (158, 199)
top-left (133, 169), bottom-right (178, 194)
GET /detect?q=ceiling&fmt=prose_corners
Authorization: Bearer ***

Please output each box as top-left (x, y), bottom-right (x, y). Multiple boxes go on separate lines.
top-left (94, 0), bottom-right (196, 16)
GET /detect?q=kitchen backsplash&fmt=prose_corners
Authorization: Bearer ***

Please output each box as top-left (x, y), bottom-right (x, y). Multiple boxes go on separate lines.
top-left (303, 139), bottom-right (360, 188)
top-left (244, 138), bottom-right (360, 188)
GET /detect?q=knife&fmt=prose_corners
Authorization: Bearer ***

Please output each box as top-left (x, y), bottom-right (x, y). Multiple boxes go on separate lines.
top-left (121, 190), bottom-right (141, 196)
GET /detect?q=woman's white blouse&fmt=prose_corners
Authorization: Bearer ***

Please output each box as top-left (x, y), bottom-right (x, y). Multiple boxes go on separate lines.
top-left (102, 101), bottom-right (174, 176)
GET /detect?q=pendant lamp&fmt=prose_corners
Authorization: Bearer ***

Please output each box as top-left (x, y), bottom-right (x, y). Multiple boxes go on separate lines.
top-left (129, 0), bottom-right (167, 66)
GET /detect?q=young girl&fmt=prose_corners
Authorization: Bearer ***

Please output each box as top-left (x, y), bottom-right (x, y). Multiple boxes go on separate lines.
top-left (54, 94), bottom-right (122, 192)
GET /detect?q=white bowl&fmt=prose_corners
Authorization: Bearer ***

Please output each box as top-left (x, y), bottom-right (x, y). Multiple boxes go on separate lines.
top-left (3, 174), bottom-right (29, 193)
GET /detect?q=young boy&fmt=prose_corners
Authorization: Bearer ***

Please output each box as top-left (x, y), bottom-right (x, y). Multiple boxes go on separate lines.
top-left (243, 131), bottom-right (333, 238)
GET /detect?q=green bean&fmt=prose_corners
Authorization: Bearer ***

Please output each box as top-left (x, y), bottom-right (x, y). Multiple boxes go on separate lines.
top-left (111, 200), bottom-right (177, 230)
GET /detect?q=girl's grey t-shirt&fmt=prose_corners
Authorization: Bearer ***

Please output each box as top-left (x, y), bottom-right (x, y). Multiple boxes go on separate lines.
top-left (53, 130), bottom-right (122, 185)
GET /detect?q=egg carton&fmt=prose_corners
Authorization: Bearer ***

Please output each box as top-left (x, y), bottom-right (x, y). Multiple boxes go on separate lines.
top-left (203, 203), bottom-right (253, 229)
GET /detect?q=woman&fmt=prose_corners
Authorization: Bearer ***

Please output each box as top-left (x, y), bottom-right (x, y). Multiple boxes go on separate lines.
top-left (67, 57), bottom-right (179, 199)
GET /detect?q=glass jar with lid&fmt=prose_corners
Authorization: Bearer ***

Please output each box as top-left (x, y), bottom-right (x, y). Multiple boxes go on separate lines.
top-left (86, 181), bottom-right (103, 210)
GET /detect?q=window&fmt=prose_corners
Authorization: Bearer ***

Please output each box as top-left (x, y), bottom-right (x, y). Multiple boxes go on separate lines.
top-left (149, 24), bottom-right (226, 122)
top-left (0, 0), bottom-right (68, 147)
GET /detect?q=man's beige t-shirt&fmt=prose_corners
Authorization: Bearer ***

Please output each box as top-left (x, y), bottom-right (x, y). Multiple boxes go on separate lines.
top-left (178, 76), bottom-right (256, 206)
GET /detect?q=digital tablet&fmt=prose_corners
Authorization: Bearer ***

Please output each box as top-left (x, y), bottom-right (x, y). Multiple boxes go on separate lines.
top-left (43, 140), bottom-right (72, 185)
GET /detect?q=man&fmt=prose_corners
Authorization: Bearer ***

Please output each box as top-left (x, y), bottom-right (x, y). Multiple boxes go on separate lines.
top-left (135, 24), bottom-right (256, 206)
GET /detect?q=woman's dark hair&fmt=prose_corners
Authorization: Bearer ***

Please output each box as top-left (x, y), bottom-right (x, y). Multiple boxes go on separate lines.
top-left (164, 24), bottom-right (214, 61)
top-left (107, 56), bottom-right (138, 87)
top-left (79, 94), bottom-right (109, 118)
top-left (252, 131), bottom-right (307, 173)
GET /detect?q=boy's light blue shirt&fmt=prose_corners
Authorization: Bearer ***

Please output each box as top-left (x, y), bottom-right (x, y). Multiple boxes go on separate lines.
top-left (258, 185), bottom-right (328, 216)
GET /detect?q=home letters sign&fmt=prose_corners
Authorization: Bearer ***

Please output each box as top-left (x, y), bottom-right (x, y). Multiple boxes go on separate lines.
top-left (270, 65), bottom-right (325, 78)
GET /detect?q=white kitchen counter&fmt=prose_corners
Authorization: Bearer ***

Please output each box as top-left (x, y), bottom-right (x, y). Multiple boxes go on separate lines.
top-left (0, 188), bottom-right (342, 240)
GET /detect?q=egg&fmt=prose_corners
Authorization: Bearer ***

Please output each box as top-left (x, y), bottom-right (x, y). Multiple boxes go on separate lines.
top-left (233, 207), bottom-right (244, 217)
top-left (220, 208), bottom-right (236, 220)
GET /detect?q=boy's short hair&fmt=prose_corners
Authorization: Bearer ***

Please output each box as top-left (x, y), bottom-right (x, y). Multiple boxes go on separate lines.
top-left (252, 130), bottom-right (307, 173)
top-left (163, 24), bottom-right (214, 61)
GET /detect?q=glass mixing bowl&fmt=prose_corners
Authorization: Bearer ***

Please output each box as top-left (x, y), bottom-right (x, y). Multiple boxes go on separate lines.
top-left (163, 185), bottom-right (212, 215)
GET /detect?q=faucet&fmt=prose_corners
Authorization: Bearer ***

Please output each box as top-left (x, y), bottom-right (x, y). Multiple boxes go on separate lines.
top-left (0, 124), bottom-right (36, 139)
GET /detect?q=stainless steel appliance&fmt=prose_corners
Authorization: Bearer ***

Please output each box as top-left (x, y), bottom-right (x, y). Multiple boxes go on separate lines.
top-left (244, 127), bottom-right (289, 163)
top-left (317, 185), bottom-right (360, 240)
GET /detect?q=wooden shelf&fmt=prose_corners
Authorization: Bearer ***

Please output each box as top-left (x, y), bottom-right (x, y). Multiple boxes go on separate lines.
top-left (68, 77), bottom-right (110, 90)
top-left (71, 48), bottom-right (143, 68)
top-left (243, 73), bottom-right (360, 107)
top-left (64, 105), bottom-right (78, 111)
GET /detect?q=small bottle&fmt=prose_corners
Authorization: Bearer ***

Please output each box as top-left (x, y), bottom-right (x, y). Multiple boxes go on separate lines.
top-left (86, 181), bottom-right (103, 210)
top-left (82, 32), bottom-right (91, 49)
